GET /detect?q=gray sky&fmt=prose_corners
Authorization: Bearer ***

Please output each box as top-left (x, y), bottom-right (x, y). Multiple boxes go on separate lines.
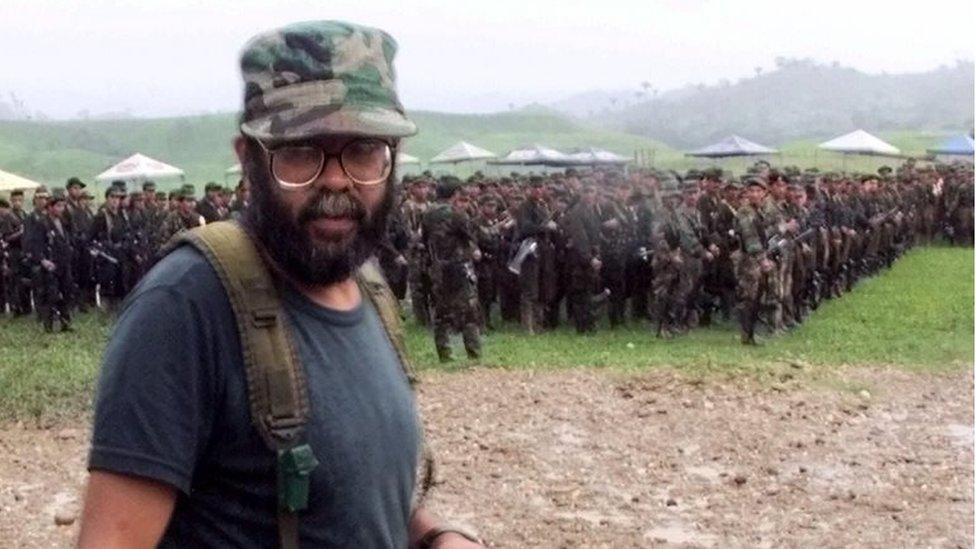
top-left (1, 0), bottom-right (972, 119)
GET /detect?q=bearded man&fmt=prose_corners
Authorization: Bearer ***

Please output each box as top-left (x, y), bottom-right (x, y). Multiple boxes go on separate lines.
top-left (79, 21), bottom-right (482, 549)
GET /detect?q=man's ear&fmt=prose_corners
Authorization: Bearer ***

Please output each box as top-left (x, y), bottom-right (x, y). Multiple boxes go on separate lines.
top-left (233, 136), bottom-right (248, 166)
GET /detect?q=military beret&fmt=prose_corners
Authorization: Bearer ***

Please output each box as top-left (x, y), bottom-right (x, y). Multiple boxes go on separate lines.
top-left (66, 177), bottom-right (86, 189)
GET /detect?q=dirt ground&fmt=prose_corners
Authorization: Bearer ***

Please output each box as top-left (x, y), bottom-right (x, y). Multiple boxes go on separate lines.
top-left (1, 366), bottom-right (972, 548)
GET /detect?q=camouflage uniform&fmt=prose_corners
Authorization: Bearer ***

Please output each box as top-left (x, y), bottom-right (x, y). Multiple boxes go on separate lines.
top-left (732, 199), bottom-right (767, 344)
top-left (401, 197), bottom-right (431, 326)
top-left (422, 201), bottom-right (481, 362)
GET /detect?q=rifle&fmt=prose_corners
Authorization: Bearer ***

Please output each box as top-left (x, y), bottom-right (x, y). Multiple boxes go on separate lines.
top-left (767, 227), bottom-right (817, 259)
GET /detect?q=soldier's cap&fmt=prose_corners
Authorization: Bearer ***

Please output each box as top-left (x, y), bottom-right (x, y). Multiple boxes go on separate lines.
top-left (702, 167), bottom-right (723, 181)
top-left (659, 178), bottom-right (682, 197)
top-left (34, 185), bottom-right (50, 198)
top-left (684, 168), bottom-right (702, 181)
top-left (48, 188), bottom-right (67, 205)
top-left (877, 165), bottom-right (893, 175)
top-left (156, 191), bottom-right (167, 200)
top-left (0, 198), bottom-right (9, 208)
top-left (66, 177), bottom-right (86, 189)
top-left (205, 181), bottom-right (222, 192)
top-left (130, 190), bottom-right (144, 199)
top-left (81, 191), bottom-right (94, 200)
top-left (238, 20), bottom-right (416, 144)
top-left (105, 187), bottom-right (125, 198)
top-left (744, 176), bottom-right (767, 189)
top-left (859, 173), bottom-right (878, 183)
top-left (168, 190), bottom-right (180, 200)
top-left (143, 181), bottom-right (157, 191)
top-left (477, 194), bottom-right (499, 206)
top-left (528, 176), bottom-right (545, 188)
top-left (436, 176), bottom-right (462, 199)
top-left (723, 179), bottom-right (741, 190)
top-left (180, 184), bottom-right (197, 199)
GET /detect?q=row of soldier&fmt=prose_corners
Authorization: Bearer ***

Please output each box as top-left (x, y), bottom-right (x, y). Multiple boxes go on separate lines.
top-left (0, 178), bottom-right (249, 331)
top-left (381, 160), bottom-right (973, 359)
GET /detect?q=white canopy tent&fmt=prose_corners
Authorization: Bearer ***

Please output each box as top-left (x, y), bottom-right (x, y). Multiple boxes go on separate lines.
top-left (818, 130), bottom-right (901, 156)
top-left (564, 147), bottom-right (631, 165)
top-left (95, 153), bottom-right (185, 182)
top-left (0, 168), bottom-right (42, 192)
top-left (687, 135), bottom-right (778, 158)
top-left (492, 144), bottom-right (570, 166)
top-left (396, 152), bottom-right (420, 165)
top-left (429, 141), bottom-right (496, 164)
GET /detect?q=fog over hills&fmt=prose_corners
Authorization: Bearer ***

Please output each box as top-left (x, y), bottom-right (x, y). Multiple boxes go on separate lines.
top-left (558, 59), bottom-right (973, 147)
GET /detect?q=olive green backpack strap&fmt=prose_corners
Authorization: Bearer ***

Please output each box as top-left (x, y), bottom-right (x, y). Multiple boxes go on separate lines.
top-left (169, 221), bottom-right (315, 549)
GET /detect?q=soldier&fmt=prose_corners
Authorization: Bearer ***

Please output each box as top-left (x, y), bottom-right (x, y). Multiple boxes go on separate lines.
top-left (24, 186), bottom-right (51, 320)
top-left (64, 177), bottom-right (95, 312)
top-left (513, 176), bottom-right (554, 334)
top-left (161, 184), bottom-right (203, 241)
top-left (141, 181), bottom-right (169, 259)
top-left (598, 178), bottom-right (636, 328)
top-left (197, 181), bottom-right (230, 223)
top-left (472, 194), bottom-right (508, 330)
top-left (422, 179), bottom-right (482, 362)
top-left (561, 183), bottom-right (604, 333)
top-left (34, 189), bottom-right (75, 332)
top-left (91, 186), bottom-right (131, 311)
top-left (3, 190), bottom-right (31, 315)
top-left (0, 198), bottom-right (12, 313)
top-left (732, 177), bottom-right (776, 345)
top-left (401, 177), bottom-right (432, 326)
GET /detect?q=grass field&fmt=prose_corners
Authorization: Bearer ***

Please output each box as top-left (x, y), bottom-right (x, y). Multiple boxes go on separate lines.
top-left (0, 246), bottom-right (971, 423)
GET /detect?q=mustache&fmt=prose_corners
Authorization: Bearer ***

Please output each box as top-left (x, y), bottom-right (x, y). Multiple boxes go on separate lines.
top-left (298, 191), bottom-right (367, 225)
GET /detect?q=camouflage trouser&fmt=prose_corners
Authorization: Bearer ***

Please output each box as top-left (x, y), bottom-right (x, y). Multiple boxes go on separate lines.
top-left (36, 264), bottom-right (74, 331)
top-left (651, 252), bottom-right (693, 333)
top-left (567, 256), bottom-right (600, 333)
top-left (407, 250), bottom-right (431, 326)
top-left (519, 255), bottom-right (544, 333)
top-left (431, 261), bottom-right (481, 361)
top-left (732, 251), bottom-right (762, 341)
top-left (475, 260), bottom-right (496, 328)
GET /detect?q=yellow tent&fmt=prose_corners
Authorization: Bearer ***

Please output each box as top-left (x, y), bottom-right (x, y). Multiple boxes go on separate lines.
top-left (0, 168), bottom-right (42, 192)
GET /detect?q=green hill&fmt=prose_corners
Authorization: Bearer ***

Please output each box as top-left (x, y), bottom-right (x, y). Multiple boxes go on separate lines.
top-left (0, 111), bottom-right (673, 192)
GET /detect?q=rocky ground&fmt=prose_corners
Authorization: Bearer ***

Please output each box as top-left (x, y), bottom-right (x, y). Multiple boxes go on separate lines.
top-left (1, 366), bottom-right (972, 548)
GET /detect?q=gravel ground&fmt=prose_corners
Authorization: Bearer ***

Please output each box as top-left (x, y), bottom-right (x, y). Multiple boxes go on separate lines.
top-left (1, 366), bottom-right (972, 548)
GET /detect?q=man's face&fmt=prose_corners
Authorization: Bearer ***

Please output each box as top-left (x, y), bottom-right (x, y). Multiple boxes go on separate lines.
top-left (68, 186), bottom-right (82, 200)
top-left (107, 195), bottom-right (121, 211)
top-left (238, 134), bottom-right (393, 287)
top-left (49, 202), bottom-right (66, 218)
top-left (132, 197), bottom-right (145, 211)
top-left (480, 201), bottom-right (497, 218)
top-left (746, 185), bottom-right (765, 205)
top-left (771, 181), bottom-right (788, 200)
top-left (34, 197), bottom-right (47, 210)
top-left (682, 189), bottom-right (698, 207)
top-left (179, 198), bottom-right (195, 214)
top-left (11, 196), bottom-right (23, 211)
top-left (582, 187), bottom-right (597, 206)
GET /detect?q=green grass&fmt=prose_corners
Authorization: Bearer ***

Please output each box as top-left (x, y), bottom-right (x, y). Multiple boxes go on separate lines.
top-left (408, 246), bottom-right (974, 373)
top-left (0, 246), bottom-right (971, 423)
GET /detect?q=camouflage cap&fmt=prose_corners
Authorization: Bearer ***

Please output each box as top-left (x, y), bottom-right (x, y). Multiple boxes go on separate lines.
top-left (48, 188), bottom-right (67, 204)
top-left (180, 184), bottom-right (197, 199)
top-left (66, 177), bottom-right (86, 189)
top-left (239, 20), bottom-right (417, 143)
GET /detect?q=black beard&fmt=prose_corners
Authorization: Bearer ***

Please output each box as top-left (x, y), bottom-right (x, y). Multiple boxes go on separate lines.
top-left (241, 145), bottom-right (393, 287)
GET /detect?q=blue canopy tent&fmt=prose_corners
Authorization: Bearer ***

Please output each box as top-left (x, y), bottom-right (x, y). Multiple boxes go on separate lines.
top-left (686, 135), bottom-right (778, 158)
top-left (927, 135), bottom-right (975, 158)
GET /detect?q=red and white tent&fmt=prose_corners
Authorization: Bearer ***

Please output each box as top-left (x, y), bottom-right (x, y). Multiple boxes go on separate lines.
top-left (95, 153), bottom-right (185, 182)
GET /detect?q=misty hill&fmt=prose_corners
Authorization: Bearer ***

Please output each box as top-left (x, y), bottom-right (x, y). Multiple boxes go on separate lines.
top-left (0, 110), bottom-right (670, 188)
top-left (570, 59), bottom-right (974, 148)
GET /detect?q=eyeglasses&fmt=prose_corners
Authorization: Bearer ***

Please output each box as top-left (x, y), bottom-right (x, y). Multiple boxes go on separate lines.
top-left (256, 138), bottom-right (393, 188)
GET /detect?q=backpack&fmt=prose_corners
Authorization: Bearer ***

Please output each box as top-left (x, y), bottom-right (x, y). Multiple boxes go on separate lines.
top-left (170, 220), bottom-right (432, 549)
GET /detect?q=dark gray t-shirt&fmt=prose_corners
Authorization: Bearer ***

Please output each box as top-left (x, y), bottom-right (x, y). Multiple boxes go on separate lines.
top-left (89, 247), bottom-right (420, 548)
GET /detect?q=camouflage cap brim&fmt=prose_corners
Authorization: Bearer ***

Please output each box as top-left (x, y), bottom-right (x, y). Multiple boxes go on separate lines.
top-left (241, 103), bottom-right (417, 143)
